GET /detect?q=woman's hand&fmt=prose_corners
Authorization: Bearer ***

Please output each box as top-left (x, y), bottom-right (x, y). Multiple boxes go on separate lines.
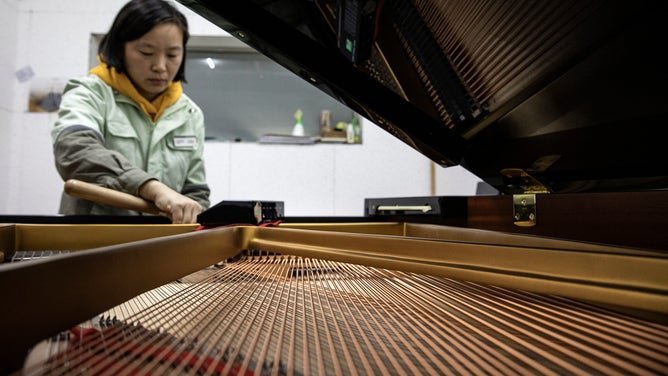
top-left (139, 180), bottom-right (202, 224)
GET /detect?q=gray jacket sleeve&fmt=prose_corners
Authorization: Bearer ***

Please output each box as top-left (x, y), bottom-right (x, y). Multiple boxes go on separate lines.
top-left (53, 125), bottom-right (156, 195)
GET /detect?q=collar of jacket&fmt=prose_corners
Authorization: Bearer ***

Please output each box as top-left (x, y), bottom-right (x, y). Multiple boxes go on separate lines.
top-left (90, 61), bottom-right (182, 122)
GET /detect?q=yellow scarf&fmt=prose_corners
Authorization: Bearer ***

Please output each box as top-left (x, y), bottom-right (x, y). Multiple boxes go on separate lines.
top-left (90, 62), bottom-right (182, 122)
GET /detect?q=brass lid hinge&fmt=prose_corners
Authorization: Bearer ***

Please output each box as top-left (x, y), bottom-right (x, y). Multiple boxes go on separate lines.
top-left (500, 168), bottom-right (551, 228)
top-left (513, 194), bottom-right (537, 227)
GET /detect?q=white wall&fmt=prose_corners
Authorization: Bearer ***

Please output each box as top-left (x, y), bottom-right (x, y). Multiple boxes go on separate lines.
top-left (0, 0), bottom-right (493, 217)
top-left (204, 123), bottom-right (485, 217)
top-left (0, 0), bottom-right (20, 213)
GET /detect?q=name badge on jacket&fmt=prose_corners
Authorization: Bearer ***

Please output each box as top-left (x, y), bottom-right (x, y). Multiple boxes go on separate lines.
top-left (173, 135), bottom-right (197, 149)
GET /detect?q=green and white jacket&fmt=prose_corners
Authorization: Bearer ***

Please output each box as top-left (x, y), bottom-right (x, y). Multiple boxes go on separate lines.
top-left (52, 75), bottom-right (210, 216)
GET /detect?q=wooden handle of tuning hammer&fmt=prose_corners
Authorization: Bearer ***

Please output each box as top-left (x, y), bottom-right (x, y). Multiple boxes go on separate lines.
top-left (64, 179), bottom-right (162, 215)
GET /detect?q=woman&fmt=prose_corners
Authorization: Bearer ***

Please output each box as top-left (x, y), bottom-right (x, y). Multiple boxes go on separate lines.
top-left (52, 0), bottom-right (209, 224)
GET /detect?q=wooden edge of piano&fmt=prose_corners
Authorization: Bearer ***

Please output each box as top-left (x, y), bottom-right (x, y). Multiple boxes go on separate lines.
top-left (0, 221), bottom-right (666, 373)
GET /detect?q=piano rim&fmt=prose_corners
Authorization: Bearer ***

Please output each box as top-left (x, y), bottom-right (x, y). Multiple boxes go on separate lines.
top-left (1, 221), bottom-right (667, 372)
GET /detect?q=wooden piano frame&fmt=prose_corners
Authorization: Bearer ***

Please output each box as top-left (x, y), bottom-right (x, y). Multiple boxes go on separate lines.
top-left (1, 221), bottom-right (667, 372)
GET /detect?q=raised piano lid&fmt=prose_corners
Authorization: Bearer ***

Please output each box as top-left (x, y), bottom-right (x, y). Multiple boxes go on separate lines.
top-left (177, 0), bottom-right (668, 194)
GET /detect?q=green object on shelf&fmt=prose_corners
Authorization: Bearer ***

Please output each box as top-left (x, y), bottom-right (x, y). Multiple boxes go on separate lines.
top-left (292, 108), bottom-right (304, 136)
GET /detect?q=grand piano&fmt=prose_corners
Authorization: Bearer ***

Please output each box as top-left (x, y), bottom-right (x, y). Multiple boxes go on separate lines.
top-left (1, 0), bottom-right (667, 374)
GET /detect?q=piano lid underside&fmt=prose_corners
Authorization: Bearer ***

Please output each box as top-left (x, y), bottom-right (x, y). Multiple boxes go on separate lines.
top-left (179, 0), bottom-right (668, 192)
top-left (22, 253), bottom-right (668, 375)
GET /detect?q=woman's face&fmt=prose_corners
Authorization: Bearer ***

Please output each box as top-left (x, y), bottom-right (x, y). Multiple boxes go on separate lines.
top-left (124, 23), bottom-right (184, 101)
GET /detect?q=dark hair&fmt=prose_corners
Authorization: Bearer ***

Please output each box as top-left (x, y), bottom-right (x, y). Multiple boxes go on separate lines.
top-left (98, 0), bottom-right (190, 82)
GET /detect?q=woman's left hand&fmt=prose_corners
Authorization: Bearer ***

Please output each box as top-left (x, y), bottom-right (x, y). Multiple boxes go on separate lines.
top-left (139, 180), bottom-right (202, 224)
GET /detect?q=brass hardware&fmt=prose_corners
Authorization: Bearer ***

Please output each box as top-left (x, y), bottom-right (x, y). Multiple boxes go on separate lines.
top-left (500, 168), bottom-right (550, 194)
top-left (500, 168), bottom-right (548, 228)
top-left (513, 194), bottom-right (537, 227)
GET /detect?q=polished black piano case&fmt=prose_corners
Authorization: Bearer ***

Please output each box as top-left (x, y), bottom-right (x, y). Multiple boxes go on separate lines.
top-left (178, 0), bottom-right (668, 251)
